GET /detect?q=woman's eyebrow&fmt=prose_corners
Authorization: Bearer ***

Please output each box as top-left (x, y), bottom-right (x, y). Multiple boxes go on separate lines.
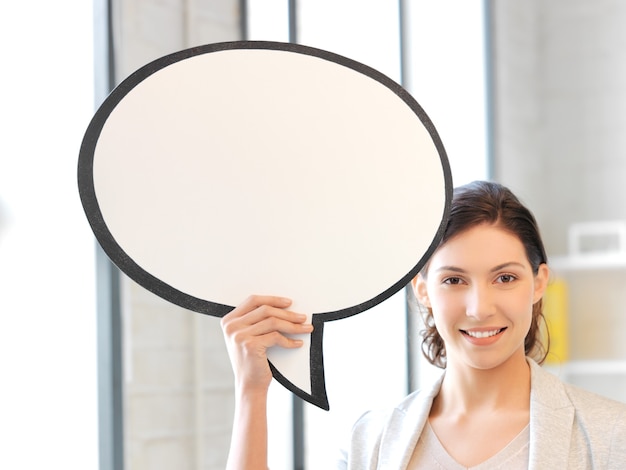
top-left (490, 261), bottom-right (526, 272)
top-left (434, 262), bottom-right (526, 274)
top-left (435, 266), bottom-right (466, 274)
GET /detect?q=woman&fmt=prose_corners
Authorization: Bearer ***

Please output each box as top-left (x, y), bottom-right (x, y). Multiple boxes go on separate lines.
top-left (222, 181), bottom-right (626, 469)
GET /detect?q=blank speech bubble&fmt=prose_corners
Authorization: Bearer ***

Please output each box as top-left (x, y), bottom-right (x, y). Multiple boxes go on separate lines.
top-left (78, 41), bottom-right (452, 410)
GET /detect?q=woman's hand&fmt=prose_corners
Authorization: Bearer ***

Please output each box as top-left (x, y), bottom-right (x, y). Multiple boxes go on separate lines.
top-left (221, 294), bottom-right (313, 393)
top-left (222, 295), bottom-right (313, 470)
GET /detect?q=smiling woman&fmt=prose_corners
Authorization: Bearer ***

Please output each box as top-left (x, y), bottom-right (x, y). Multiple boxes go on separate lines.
top-left (415, 181), bottom-right (550, 371)
top-left (329, 181), bottom-right (626, 469)
top-left (222, 180), bottom-right (626, 469)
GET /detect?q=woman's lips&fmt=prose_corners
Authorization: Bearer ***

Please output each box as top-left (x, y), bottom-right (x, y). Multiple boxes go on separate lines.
top-left (460, 327), bottom-right (507, 345)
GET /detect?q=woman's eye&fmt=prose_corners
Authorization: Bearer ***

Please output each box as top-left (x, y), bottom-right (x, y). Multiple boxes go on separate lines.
top-left (443, 277), bottom-right (463, 285)
top-left (497, 274), bottom-right (516, 283)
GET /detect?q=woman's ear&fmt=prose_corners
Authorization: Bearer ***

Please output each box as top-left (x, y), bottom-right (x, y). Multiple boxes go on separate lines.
top-left (533, 263), bottom-right (550, 303)
top-left (413, 274), bottom-right (431, 308)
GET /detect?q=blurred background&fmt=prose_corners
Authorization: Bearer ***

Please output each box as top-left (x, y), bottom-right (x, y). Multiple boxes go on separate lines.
top-left (1, 0), bottom-right (625, 469)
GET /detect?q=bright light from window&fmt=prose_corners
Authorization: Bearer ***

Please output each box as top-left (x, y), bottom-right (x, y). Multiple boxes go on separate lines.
top-left (0, 2), bottom-right (98, 468)
top-left (404, 0), bottom-right (489, 185)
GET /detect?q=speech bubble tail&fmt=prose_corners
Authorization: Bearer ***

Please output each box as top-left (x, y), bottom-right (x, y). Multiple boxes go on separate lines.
top-left (268, 314), bottom-right (329, 410)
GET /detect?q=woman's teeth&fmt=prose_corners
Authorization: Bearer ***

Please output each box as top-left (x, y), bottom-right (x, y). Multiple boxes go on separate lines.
top-left (464, 328), bottom-right (504, 338)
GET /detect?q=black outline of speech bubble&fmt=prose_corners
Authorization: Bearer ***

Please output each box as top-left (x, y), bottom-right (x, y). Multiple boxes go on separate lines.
top-left (78, 41), bottom-right (452, 410)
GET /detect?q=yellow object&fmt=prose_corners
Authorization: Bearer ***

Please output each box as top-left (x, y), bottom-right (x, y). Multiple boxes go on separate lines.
top-left (542, 277), bottom-right (569, 364)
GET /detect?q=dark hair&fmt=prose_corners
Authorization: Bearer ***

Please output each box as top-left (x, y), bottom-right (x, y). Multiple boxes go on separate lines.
top-left (420, 180), bottom-right (549, 368)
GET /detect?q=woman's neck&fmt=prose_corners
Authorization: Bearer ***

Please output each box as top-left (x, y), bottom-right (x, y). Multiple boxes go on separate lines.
top-left (432, 352), bottom-right (531, 417)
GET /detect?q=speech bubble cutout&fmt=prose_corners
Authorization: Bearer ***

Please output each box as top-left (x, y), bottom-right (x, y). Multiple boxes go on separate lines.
top-left (78, 41), bottom-right (451, 410)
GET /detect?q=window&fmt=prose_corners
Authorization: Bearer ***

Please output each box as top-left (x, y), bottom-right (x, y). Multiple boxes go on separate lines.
top-left (0, 1), bottom-right (98, 468)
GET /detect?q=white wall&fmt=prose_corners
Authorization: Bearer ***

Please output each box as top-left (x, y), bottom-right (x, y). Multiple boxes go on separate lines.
top-left (0, 1), bottom-right (98, 468)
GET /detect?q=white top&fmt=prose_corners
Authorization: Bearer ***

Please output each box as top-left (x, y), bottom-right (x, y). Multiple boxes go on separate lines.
top-left (335, 359), bottom-right (626, 469)
top-left (407, 421), bottom-right (530, 469)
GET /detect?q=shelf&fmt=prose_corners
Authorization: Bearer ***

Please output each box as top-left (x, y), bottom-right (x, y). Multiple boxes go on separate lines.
top-left (549, 253), bottom-right (626, 271)
top-left (546, 360), bottom-right (626, 376)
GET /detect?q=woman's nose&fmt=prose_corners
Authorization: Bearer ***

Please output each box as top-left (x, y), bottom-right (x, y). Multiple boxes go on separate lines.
top-left (465, 284), bottom-right (496, 320)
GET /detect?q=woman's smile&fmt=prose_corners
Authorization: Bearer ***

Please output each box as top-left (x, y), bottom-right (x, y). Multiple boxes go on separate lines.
top-left (460, 327), bottom-right (508, 345)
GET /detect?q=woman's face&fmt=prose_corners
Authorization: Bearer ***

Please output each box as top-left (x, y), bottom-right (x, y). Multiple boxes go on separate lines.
top-left (414, 223), bottom-right (549, 371)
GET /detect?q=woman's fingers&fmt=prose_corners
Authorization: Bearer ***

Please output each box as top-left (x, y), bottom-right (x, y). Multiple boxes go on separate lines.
top-left (221, 294), bottom-right (313, 390)
top-left (225, 294), bottom-right (293, 320)
top-left (223, 305), bottom-right (313, 354)
top-left (234, 312), bottom-right (311, 336)
top-left (236, 327), bottom-right (311, 362)
top-left (222, 295), bottom-right (310, 336)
